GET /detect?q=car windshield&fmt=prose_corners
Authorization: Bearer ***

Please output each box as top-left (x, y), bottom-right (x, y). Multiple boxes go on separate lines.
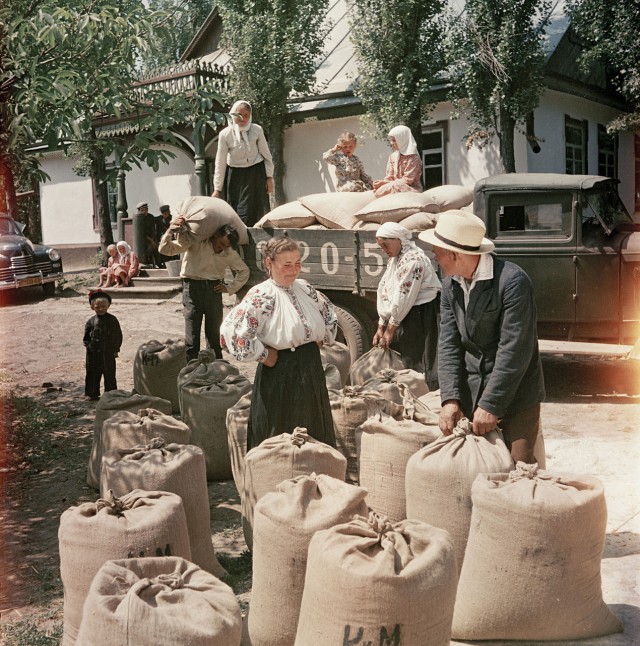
top-left (583, 186), bottom-right (632, 235)
top-left (0, 218), bottom-right (22, 236)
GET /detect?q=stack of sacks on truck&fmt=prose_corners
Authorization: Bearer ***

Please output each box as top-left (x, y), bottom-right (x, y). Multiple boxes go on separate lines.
top-left (177, 351), bottom-right (251, 481)
top-left (77, 557), bottom-right (242, 646)
top-left (87, 390), bottom-right (173, 489)
top-left (294, 511), bottom-right (458, 645)
top-left (248, 474), bottom-right (369, 646)
top-left (101, 437), bottom-right (226, 578)
top-left (133, 338), bottom-right (187, 413)
top-left (451, 463), bottom-right (622, 641)
top-left (58, 489), bottom-right (191, 646)
top-left (241, 426), bottom-right (347, 550)
top-left (405, 417), bottom-right (514, 573)
top-left (253, 184), bottom-right (473, 231)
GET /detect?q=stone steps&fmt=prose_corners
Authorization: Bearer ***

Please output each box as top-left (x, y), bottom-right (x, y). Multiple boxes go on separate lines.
top-left (97, 267), bottom-right (183, 300)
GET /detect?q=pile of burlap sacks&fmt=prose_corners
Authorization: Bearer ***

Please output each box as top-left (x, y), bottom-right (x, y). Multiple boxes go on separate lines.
top-left (58, 333), bottom-right (623, 646)
top-left (255, 184), bottom-right (474, 231)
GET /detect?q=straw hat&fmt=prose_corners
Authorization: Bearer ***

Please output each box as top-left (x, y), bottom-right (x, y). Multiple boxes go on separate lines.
top-left (418, 210), bottom-right (494, 254)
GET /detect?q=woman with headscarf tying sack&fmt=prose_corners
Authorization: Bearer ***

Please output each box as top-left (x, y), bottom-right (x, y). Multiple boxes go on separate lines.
top-left (220, 236), bottom-right (338, 450)
top-left (373, 125), bottom-right (424, 198)
top-left (374, 222), bottom-right (441, 390)
top-left (212, 100), bottom-right (275, 226)
top-left (110, 240), bottom-right (140, 287)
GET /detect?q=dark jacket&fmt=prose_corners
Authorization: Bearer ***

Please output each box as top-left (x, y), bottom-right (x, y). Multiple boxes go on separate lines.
top-left (438, 256), bottom-right (545, 419)
top-left (83, 313), bottom-right (123, 356)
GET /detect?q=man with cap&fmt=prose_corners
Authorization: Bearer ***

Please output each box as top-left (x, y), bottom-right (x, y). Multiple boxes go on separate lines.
top-left (136, 201), bottom-right (159, 267)
top-left (419, 210), bottom-right (545, 463)
top-left (374, 221), bottom-right (441, 390)
top-left (155, 205), bottom-right (179, 267)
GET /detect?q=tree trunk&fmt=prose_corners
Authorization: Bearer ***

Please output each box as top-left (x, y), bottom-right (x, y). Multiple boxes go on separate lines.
top-left (268, 115), bottom-right (286, 207)
top-left (498, 106), bottom-right (516, 173)
top-left (89, 139), bottom-right (115, 255)
top-left (0, 153), bottom-right (17, 217)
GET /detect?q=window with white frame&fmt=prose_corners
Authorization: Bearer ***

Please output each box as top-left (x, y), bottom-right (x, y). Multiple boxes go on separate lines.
top-left (421, 126), bottom-right (446, 189)
top-left (565, 116), bottom-right (588, 174)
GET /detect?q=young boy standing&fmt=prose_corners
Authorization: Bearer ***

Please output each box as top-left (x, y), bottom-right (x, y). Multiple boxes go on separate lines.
top-left (84, 290), bottom-right (123, 400)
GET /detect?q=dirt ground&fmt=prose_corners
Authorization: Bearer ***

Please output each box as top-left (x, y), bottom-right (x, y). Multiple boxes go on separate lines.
top-left (0, 275), bottom-right (638, 645)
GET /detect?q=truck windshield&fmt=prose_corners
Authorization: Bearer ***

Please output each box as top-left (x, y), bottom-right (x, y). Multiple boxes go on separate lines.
top-left (583, 186), bottom-right (632, 236)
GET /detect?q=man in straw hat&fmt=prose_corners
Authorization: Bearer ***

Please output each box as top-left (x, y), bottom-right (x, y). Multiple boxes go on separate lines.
top-left (419, 210), bottom-right (545, 463)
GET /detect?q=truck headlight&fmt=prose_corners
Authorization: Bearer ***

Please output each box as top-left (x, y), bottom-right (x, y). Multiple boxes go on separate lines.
top-left (48, 248), bottom-right (61, 261)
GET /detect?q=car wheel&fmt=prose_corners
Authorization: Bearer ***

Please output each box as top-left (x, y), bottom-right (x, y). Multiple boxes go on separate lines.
top-left (42, 282), bottom-right (56, 298)
top-left (334, 305), bottom-right (371, 363)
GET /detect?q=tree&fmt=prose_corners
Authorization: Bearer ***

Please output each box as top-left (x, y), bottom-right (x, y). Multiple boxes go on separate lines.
top-left (1, 0), bottom-right (224, 249)
top-left (566, 0), bottom-right (640, 131)
top-left (216, 0), bottom-right (330, 205)
top-left (348, 0), bottom-right (446, 144)
top-left (445, 0), bottom-right (552, 173)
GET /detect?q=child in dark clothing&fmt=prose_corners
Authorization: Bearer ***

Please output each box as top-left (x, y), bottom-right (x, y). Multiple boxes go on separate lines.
top-left (84, 290), bottom-right (123, 400)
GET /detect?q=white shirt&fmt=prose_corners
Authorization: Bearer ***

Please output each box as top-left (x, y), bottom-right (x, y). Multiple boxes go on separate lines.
top-left (220, 278), bottom-right (338, 362)
top-left (213, 123), bottom-right (275, 192)
top-left (453, 253), bottom-right (494, 308)
top-left (377, 244), bottom-right (441, 327)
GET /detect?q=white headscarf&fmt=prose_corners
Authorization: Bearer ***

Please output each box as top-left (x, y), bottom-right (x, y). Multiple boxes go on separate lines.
top-left (229, 100), bottom-right (252, 147)
top-left (388, 125), bottom-right (419, 156)
top-left (376, 222), bottom-right (418, 253)
top-left (116, 240), bottom-right (131, 260)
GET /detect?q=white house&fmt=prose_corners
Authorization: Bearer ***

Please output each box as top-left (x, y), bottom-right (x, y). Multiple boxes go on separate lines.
top-left (35, 0), bottom-right (638, 249)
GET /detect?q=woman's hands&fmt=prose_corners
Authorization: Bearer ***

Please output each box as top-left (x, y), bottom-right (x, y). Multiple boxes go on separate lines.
top-left (261, 346), bottom-right (278, 367)
top-left (372, 179), bottom-right (388, 190)
top-left (372, 323), bottom-right (396, 349)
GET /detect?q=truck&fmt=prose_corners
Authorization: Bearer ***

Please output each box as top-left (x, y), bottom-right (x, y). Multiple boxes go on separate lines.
top-left (241, 173), bottom-right (640, 361)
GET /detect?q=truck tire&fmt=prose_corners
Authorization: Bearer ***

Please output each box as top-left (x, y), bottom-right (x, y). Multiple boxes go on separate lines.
top-left (334, 305), bottom-right (370, 363)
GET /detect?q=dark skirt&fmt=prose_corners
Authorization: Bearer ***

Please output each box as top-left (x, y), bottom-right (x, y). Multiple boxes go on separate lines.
top-left (247, 341), bottom-right (336, 451)
top-left (225, 160), bottom-right (269, 227)
top-left (390, 296), bottom-right (440, 391)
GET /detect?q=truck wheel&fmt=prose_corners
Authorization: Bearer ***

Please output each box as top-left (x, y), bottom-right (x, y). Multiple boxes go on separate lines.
top-left (334, 305), bottom-right (370, 363)
top-left (42, 282), bottom-right (56, 298)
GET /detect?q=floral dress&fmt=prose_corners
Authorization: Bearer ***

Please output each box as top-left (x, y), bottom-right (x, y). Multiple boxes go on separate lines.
top-left (323, 150), bottom-right (374, 192)
top-left (374, 152), bottom-right (423, 197)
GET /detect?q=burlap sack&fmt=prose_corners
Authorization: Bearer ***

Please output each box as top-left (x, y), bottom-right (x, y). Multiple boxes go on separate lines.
top-left (418, 388), bottom-right (442, 413)
top-left (299, 191), bottom-right (375, 229)
top-left (177, 352), bottom-right (240, 408)
top-left (133, 338), bottom-right (187, 413)
top-left (452, 463), bottom-right (623, 641)
top-left (354, 192), bottom-right (440, 223)
top-left (255, 201), bottom-right (317, 229)
top-left (329, 385), bottom-right (403, 485)
top-left (357, 396), bottom-right (440, 522)
top-left (398, 211), bottom-right (438, 231)
top-left (88, 390), bottom-right (172, 489)
top-left (101, 439), bottom-right (225, 577)
top-left (227, 392), bottom-right (252, 496)
top-left (534, 423), bottom-right (547, 468)
top-left (348, 347), bottom-right (405, 386)
top-left (77, 556), bottom-right (241, 646)
top-left (175, 195), bottom-right (249, 245)
top-left (422, 185), bottom-right (473, 211)
top-left (294, 512), bottom-right (458, 646)
top-left (324, 363), bottom-right (343, 390)
top-left (179, 358), bottom-right (252, 480)
top-left (319, 341), bottom-right (351, 386)
top-left (249, 474), bottom-right (368, 646)
top-left (101, 408), bottom-right (191, 456)
top-left (59, 489), bottom-right (191, 646)
top-left (405, 418), bottom-right (514, 573)
top-left (242, 427), bottom-right (347, 550)
top-left (361, 368), bottom-right (429, 404)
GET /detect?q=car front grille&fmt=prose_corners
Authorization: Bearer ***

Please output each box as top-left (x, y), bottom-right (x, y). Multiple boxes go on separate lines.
top-left (0, 253), bottom-right (41, 282)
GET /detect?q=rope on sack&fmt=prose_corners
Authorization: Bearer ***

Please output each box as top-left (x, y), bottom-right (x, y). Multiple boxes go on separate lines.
top-left (367, 511), bottom-right (393, 543)
top-left (135, 572), bottom-right (185, 595)
top-left (452, 418), bottom-right (473, 437)
top-left (291, 427), bottom-right (309, 446)
top-left (96, 490), bottom-right (129, 515)
top-left (509, 461), bottom-right (559, 483)
top-left (146, 437), bottom-right (166, 450)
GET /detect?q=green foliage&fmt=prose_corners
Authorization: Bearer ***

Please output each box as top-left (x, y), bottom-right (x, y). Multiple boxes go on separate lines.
top-left (567, 0), bottom-right (640, 131)
top-left (3, 617), bottom-right (63, 646)
top-left (445, 0), bottom-right (552, 170)
top-left (348, 0), bottom-right (446, 140)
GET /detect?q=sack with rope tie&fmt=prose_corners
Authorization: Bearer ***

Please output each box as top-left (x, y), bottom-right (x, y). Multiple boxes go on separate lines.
top-left (348, 346), bottom-right (405, 386)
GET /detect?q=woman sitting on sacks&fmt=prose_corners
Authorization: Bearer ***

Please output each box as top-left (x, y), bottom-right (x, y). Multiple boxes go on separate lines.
top-left (374, 222), bottom-right (441, 390)
top-left (110, 240), bottom-right (140, 287)
top-left (323, 131), bottom-right (374, 192)
top-left (220, 236), bottom-right (338, 450)
top-left (372, 125), bottom-right (423, 198)
top-left (96, 243), bottom-right (118, 287)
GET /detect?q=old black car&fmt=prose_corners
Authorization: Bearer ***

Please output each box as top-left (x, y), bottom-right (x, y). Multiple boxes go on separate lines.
top-left (0, 213), bottom-right (64, 297)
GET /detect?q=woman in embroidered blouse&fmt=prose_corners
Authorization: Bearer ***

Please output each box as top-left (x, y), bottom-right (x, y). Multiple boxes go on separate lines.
top-left (372, 125), bottom-right (423, 198)
top-left (110, 241), bottom-right (140, 288)
top-left (374, 222), bottom-right (441, 390)
top-left (323, 131), bottom-right (373, 192)
top-left (212, 100), bottom-right (274, 226)
top-left (220, 236), bottom-right (338, 450)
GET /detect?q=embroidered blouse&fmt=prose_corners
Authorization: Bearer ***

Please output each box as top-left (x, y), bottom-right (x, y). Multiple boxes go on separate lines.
top-left (374, 152), bottom-right (423, 197)
top-left (323, 149), bottom-right (373, 192)
top-left (377, 245), bottom-right (441, 327)
top-left (220, 278), bottom-right (338, 362)
top-left (213, 123), bottom-right (275, 192)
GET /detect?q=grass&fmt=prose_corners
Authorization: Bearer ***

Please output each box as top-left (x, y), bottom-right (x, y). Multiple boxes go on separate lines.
top-left (2, 609), bottom-right (63, 646)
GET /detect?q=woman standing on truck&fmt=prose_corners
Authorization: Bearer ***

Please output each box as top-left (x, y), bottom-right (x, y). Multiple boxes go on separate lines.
top-left (220, 236), bottom-right (338, 450)
top-left (372, 125), bottom-right (423, 197)
top-left (373, 222), bottom-right (441, 390)
top-left (212, 100), bottom-right (274, 227)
